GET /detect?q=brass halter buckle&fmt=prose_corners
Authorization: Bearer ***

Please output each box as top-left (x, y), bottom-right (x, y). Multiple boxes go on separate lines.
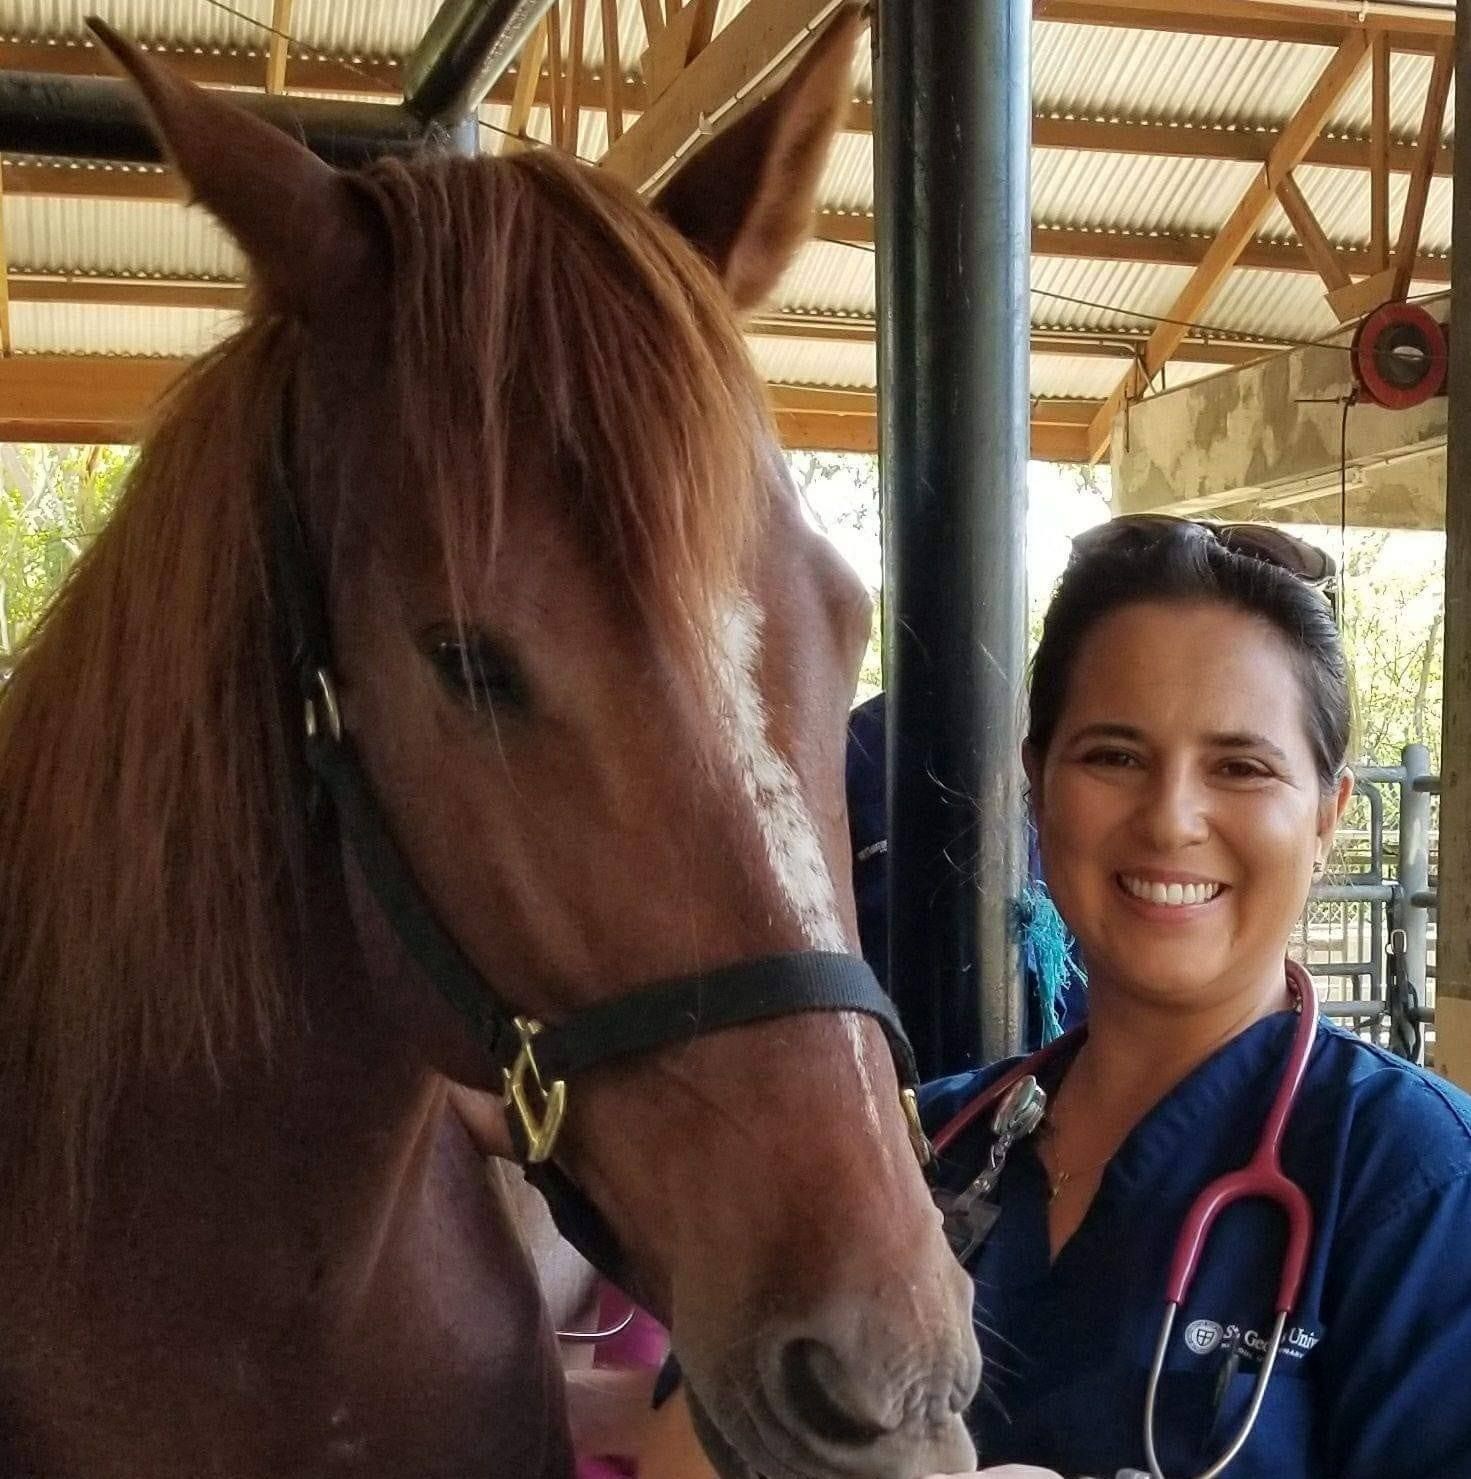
top-left (902, 1086), bottom-right (933, 1168)
top-left (503, 1016), bottom-right (568, 1164)
top-left (303, 666), bottom-right (343, 744)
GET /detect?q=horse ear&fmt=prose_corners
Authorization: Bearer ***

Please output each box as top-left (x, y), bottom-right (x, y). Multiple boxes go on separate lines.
top-left (86, 17), bottom-right (382, 320)
top-left (652, 5), bottom-right (861, 312)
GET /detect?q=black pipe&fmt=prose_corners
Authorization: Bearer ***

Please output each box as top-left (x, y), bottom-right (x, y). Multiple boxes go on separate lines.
top-left (405, 0), bottom-right (559, 128)
top-left (873, 0), bottom-right (1031, 1076)
top-left (0, 71), bottom-right (430, 167)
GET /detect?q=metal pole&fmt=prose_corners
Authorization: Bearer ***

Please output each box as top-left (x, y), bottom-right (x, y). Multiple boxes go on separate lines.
top-left (1436, 0), bottom-right (1471, 1087)
top-left (873, 0), bottom-right (1030, 1076)
top-left (1400, 742), bottom-right (1432, 996)
top-left (0, 72), bottom-right (430, 167)
top-left (405, 0), bottom-right (558, 130)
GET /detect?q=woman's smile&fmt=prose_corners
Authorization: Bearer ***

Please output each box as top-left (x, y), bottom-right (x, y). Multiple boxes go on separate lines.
top-left (1115, 871), bottom-right (1227, 912)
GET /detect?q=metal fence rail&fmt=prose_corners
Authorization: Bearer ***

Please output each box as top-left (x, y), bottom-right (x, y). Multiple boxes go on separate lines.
top-left (1302, 743), bottom-right (1437, 1063)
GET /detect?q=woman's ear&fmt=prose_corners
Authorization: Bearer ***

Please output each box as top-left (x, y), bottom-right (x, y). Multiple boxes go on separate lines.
top-left (1316, 769), bottom-right (1355, 868)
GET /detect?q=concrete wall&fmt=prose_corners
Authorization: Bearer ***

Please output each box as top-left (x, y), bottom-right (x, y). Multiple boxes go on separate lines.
top-left (1111, 296), bottom-right (1449, 530)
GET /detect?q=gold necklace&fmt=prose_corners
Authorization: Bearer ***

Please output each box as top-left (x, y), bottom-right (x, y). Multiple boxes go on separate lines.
top-left (1040, 1121), bottom-right (1114, 1203)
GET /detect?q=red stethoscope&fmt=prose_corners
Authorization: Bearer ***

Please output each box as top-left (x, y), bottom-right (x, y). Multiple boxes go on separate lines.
top-left (930, 962), bottom-right (1320, 1479)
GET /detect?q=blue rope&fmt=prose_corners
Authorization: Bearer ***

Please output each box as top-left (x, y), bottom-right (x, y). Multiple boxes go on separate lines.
top-left (1014, 880), bottom-right (1084, 1044)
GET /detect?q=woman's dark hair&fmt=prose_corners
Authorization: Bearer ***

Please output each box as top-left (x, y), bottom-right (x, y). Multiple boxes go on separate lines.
top-left (1027, 525), bottom-right (1351, 790)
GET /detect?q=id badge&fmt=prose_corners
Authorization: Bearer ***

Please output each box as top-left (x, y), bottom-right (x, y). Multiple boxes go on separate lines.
top-left (936, 1186), bottom-right (1002, 1266)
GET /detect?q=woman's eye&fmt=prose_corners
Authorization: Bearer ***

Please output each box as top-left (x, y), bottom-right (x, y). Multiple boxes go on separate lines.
top-left (427, 633), bottom-right (529, 711)
top-left (1082, 748), bottom-right (1139, 769)
top-left (1218, 757), bottom-right (1272, 779)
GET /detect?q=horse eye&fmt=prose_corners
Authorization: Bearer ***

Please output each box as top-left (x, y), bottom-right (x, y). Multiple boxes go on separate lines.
top-left (426, 631), bottom-right (529, 712)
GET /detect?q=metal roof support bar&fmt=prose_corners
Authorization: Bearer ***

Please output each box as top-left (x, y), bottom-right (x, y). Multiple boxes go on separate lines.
top-left (874, 0), bottom-right (1029, 1076)
top-left (405, 0), bottom-right (560, 132)
top-left (0, 71), bottom-right (431, 168)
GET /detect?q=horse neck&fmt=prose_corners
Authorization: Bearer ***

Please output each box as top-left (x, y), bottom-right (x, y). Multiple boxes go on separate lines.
top-left (0, 895), bottom-right (576, 1479)
top-left (12, 873), bottom-right (461, 1311)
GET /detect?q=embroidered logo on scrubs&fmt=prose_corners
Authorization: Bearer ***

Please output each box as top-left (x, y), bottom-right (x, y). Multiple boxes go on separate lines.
top-left (1183, 1319), bottom-right (1224, 1355)
top-left (1182, 1319), bottom-right (1324, 1363)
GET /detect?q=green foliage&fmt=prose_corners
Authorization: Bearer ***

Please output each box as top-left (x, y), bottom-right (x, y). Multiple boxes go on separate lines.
top-left (1335, 530), bottom-right (1445, 769)
top-left (0, 444), bottom-right (133, 668)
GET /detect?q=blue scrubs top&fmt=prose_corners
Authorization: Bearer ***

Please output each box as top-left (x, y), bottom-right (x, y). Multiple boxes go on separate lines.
top-left (922, 1012), bottom-right (1471, 1478)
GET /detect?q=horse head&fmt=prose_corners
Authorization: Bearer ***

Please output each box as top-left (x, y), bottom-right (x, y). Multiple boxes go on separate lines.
top-left (67, 17), bottom-right (979, 1476)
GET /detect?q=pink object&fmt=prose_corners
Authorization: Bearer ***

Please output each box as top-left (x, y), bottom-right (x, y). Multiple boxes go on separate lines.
top-left (574, 1286), bottom-right (669, 1479)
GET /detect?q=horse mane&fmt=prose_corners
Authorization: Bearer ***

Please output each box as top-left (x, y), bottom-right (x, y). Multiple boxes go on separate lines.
top-left (0, 146), bottom-right (773, 1226)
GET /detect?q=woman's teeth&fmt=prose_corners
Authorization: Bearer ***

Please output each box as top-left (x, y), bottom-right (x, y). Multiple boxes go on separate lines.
top-left (1119, 875), bottom-right (1223, 907)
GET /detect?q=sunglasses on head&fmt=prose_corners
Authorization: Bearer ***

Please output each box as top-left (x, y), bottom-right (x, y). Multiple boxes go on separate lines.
top-left (1072, 514), bottom-right (1337, 590)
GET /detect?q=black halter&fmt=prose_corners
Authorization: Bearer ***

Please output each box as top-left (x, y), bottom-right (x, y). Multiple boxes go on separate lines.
top-left (268, 435), bottom-right (928, 1282)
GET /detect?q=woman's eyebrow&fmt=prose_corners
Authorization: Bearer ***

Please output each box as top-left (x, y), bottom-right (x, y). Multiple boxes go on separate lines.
top-left (1205, 731), bottom-right (1292, 765)
top-left (1067, 722), bottom-right (1144, 744)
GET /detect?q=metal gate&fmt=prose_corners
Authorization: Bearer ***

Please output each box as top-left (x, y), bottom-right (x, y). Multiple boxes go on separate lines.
top-left (1296, 743), bottom-right (1438, 1063)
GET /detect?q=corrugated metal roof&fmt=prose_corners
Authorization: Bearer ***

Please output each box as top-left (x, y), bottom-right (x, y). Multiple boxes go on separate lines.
top-left (1031, 256), bottom-right (1193, 334)
top-left (5, 193), bottom-right (241, 275)
top-left (3, 2), bottom-right (262, 47)
top-left (1257, 163), bottom-right (1452, 254)
top-left (10, 300), bottom-right (235, 355)
top-left (1, 0), bottom-right (1459, 433)
top-left (772, 238), bottom-right (876, 317)
top-left (1035, 23), bottom-right (1336, 132)
top-left (1035, 19), bottom-right (1454, 142)
top-left (748, 334), bottom-right (873, 389)
top-left (1205, 267), bottom-right (1342, 343)
top-left (1030, 353), bottom-right (1217, 400)
top-left (817, 130), bottom-right (871, 217)
top-left (1034, 151), bottom-right (1261, 237)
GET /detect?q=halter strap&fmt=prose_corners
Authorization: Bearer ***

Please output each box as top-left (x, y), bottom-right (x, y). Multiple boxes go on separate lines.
top-left (265, 426), bottom-right (924, 1278)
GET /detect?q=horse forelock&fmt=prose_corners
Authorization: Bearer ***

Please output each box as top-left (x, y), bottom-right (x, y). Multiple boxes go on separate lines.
top-left (0, 144), bottom-right (779, 1231)
top-left (347, 149), bottom-right (774, 669)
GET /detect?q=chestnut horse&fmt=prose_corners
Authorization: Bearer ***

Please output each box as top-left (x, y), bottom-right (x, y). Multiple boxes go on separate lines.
top-left (0, 14), bottom-right (978, 1479)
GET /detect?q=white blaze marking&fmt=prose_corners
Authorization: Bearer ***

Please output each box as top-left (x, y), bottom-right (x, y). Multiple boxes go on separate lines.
top-left (714, 596), bottom-right (846, 951)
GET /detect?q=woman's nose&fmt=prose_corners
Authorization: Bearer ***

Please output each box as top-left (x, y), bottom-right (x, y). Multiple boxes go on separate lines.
top-left (1135, 768), bottom-right (1210, 851)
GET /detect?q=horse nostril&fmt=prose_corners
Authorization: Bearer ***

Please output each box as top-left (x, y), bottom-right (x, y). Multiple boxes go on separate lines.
top-left (777, 1338), bottom-right (892, 1448)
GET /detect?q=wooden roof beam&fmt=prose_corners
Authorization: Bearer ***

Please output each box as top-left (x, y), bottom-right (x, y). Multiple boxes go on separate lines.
top-left (601, 0), bottom-right (624, 142)
top-left (1325, 35), bottom-right (1454, 320)
top-left (1369, 33), bottom-right (1391, 270)
top-left (0, 354), bottom-right (188, 440)
top-left (1275, 171), bottom-right (1351, 297)
top-left (1037, 0), bottom-right (1452, 53)
top-left (266, 0), bottom-right (293, 95)
top-left (1027, 114), bottom-right (1453, 179)
top-left (0, 163), bottom-right (10, 356)
top-left (1389, 38), bottom-right (1454, 301)
top-left (601, 0), bottom-right (849, 192)
top-left (0, 355), bottom-right (1097, 462)
top-left (505, 18), bottom-right (550, 149)
top-left (1084, 31), bottom-right (1371, 460)
top-left (809, 210), bottom-right (1452, 283)
top-left (0, 39), bottom-right (644, 113)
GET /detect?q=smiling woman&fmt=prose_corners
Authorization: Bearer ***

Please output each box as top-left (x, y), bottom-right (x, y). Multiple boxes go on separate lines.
top-left (916, 518), bottom-right (1471, 1479)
